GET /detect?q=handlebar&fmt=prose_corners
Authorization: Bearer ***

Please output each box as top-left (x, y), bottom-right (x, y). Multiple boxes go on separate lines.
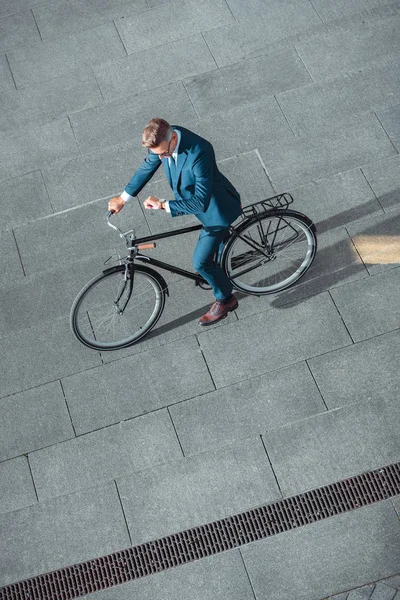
top-left (106, 210), bottom-right (135, 242)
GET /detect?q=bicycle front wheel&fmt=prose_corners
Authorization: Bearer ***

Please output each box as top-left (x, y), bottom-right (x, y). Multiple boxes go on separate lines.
top-left (222, 210), bottom-right (317, 295)
top-left (70, 265), bottom-right (166, 350)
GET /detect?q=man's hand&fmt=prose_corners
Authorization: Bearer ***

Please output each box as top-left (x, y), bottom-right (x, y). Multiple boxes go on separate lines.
top-left (144, 196), bottom-right (164, 210)
top-left (108, 196), bottom-right (126, 214)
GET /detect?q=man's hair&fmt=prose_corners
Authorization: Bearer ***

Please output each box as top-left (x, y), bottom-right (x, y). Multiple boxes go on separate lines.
top-left (142, 118), bottom-right (173, 148)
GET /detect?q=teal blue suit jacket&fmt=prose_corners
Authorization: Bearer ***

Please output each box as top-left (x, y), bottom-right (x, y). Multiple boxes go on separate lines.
top-left (124, 126), bottom-right (242, 227)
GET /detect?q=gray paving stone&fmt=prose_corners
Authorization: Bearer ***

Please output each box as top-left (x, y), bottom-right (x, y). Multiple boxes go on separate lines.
top-left (257, 115), bottom-right (397, 190)
top-left (62, 337), bottom-right (214, 435)
top-left (170, 361), bottom-right (326, 455)
top-left (0, 457), bottom-right (37, 516)
top-left (0, 229), bottom-right (24, 287)
top-left (286, 169), bottom-right (381, 231)
top-left (348, 592), bottom-right (373, 600)
top-left (204, 1), bottom-right (325, 67)
top-left (276, 63), bottom-right (400, 137)
top-left (195, 96), bottom-right (294, 161)
top-left (330, 266), bottom-right (400, 342)
top-left (0, 381), bottom-right (74, 461)
top-left (41, 142), bottom-right (151, 211)
top-left (382, 576), bottom-right (400, 591)
top-left (29, 409), bottom-right (182, 500)
top-left (7, 23), bottom-right (126, 88)
top-left (295, 18), bottom-right (400, 80)
top-left (0, 54), bottom-right (14, 94)
top-left (33, 0), bottom-right (148, 40)
top-left (115, 0), bottom-right (233, 55)
top-left (347, 209), bottom-right (400, 274)
top-left (69, 81), bottom-right (196, 154)
top-left (0, 66), bottom-right (104, 136)
top-left (94, 35), bottom-right (216, 103)
top-left (0, 10), bottom-right (40, 53)
top-left (225, 0), bottom-right (301, 19)
top-left (13, 198), bottom-right (149, 275)
top-left (198, 292), bottom-right (352, 389)
top-left (376, 103), bottom-right (400, 152)
top-left (218, 151), bottom-right (275, 206)
top-left (326, 2), bottom-right (400, 33)
top-left (263, 396), bottom-right (400, 496)
top-left (0, 118), bottom-right (80, 182)
top-left (0, 316), bottom-right (102, 399)
top-left (242, 501), bottom-right (400, 600)
top-left (0, 0), bottom-right (50, 17)
top-left (362, 155), bottom-right (400, 212)
top-left (184, 47), bottom-right (312, 118)
top-left (0, 171), bottom-right (53, 230)
top-left (0, 256), bottom-right (99, 338)
top-left (0, 482), bottom-right (130, 587)
top-left (117, 436), bottom-right (280, 544)
top-left (309, 0), bottom-right (396, 23)
top-left (86, 551), bottom-right (255, 600)
top-left (308, 330), bottom-right (400, 410)
top-left (370, 584), bottom-right (397, 600)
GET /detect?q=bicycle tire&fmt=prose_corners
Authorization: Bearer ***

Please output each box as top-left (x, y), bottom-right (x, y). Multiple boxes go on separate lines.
top-left (222, 210), bottom-right (317, 295)
top-left (70, 264), bottom-right (167, 350)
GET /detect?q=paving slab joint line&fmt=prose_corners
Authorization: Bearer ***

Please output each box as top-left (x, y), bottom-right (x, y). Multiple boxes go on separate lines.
top-left (167, 406), bottom-right (185, 457)
top-left (373, 111), bottom-right (400, 154)
top-left (359, 167), bottom-right (385, 212)
top-left (292, 43), bottom-right (315, 84)
top-left (305, 359), bottom-right (329, 411)
top-left (114, 480), bottom-right (133, 546)
top-left (181, 79), bottom-right (201, 120)
top-left (59, 380), bottom-right (77, 437)
top-left (307, 0), bottom-right (330, 30)
top-left (1, 461), bottom-right (399, 600)
top-left (253, 149), bottom-right (276, 193)
top-left (4, 54), bottom-right (17, 91)
top-left (222, 0), bottom-right (237, 21)
top-left (273, 95), bottom-right (296, 137)
top-left (259, 434), bottom-right (284, 497)
top-left (327, 289), bottom-right (355, 344)
top-left (200, 32), bottom-right (220, 69)
top-left (195, 335), bottom-right (217, 390)
top-left (238, 548), bottom-right (258, 600)
top-left (112, 19), bottom-right (129, 56)
top-left (30, 8), bottom-right (43, 42)
top-left (11, 229), bottom-right (26, 277)
top-left (26, 455), bottom-right (39, 503)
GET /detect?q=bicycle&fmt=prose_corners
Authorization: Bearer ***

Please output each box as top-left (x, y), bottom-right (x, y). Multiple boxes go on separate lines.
top-left (70, 193), bottom-right (317, 350)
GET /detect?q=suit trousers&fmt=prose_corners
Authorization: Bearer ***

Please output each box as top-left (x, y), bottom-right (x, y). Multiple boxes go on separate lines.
top-left (192, 226), bottom-right (232, 301)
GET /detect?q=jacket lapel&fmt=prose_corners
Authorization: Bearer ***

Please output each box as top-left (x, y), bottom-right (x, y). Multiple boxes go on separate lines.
top-left (176, 150), bottom-right (188, 182)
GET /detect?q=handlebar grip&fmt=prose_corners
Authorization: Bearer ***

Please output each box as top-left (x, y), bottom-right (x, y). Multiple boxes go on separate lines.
top-left (137, 243), bottom-right (156, 250)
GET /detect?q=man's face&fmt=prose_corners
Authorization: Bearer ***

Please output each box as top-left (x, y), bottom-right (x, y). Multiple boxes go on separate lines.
top-left (151, 131), bottom-right (178, 158)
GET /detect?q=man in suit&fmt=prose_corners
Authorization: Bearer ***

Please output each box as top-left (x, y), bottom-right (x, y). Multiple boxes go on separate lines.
top-left (109, 118), bottom-right (242, 325)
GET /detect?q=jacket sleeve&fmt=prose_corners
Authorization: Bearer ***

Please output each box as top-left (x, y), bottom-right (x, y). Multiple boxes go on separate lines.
top-left (124, 151), bottom-right (162, 197)
top-left (169, 149), bottom-right (213, 217)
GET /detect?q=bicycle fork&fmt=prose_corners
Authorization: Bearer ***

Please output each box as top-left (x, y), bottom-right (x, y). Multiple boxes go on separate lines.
top-left (113, 263), bottom-right (135, 315)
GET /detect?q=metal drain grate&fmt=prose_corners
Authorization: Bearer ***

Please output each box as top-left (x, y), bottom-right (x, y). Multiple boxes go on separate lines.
top-left (1, 461), bottom-right (400, 600)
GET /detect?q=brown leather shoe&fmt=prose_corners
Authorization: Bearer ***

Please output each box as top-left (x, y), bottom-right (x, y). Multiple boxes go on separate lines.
top-left (198, 295), bottom-right (238, 326)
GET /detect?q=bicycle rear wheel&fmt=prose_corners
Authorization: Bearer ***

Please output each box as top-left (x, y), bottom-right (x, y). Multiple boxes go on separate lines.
top-left (222, 210), bottom-right (317, 295)
top-left (70, 265), bottom-right (166, 350)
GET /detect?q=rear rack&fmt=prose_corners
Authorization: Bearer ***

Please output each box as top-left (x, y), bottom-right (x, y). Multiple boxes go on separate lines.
top-left (241, 193), bottom-right (294, 220)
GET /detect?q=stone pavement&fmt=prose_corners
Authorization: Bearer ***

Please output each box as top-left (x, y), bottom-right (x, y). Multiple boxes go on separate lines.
top-left (0, 0), bottom-right (400, 597)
